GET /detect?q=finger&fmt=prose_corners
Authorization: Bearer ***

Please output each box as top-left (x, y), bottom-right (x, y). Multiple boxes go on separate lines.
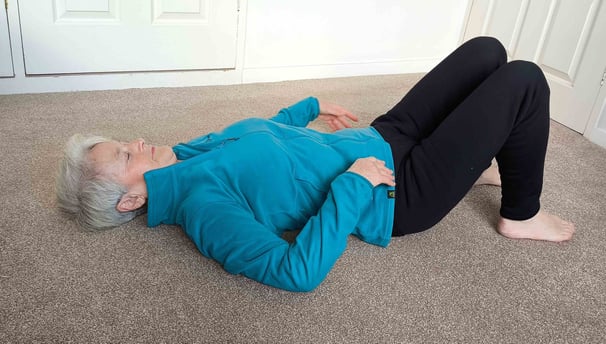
top-left (377, 159), bottom-right (386, 166)
top-left (331, 119), bottom-right (344, 131)
top-left (380, 169), bottom-right (393, 178)
top-left (381, 175), bottom-right (396, 186)
top-left (325, 119), bottom-right (337, 131)
top-left (335, 107), bottom-right (358, 122)
top-left (336, 117), bottom-right (353, 129)
top-left (380, 166), bottom-right (393, 174)
top-left (345, 112), bottom-right (359, 122)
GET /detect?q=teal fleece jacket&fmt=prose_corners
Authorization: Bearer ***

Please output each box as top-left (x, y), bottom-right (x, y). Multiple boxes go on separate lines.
top-left (144, 97), bottom-right (395, 292)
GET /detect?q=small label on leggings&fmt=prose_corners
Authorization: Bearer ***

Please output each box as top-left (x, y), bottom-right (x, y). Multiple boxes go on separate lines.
top-left (387, 190), bottom-right (396, 199)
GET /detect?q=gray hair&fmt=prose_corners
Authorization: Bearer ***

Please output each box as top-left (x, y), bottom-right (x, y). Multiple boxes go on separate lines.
top-left (56, 134), bottom-right (143, 230)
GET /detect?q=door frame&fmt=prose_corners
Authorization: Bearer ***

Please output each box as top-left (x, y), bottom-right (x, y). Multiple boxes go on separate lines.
top-left (586, 73), bottom-right (606, 148)
top-left (0, 3), bottom-right (14, 77)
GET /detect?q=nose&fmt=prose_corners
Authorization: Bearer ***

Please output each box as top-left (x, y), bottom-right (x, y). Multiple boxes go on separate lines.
top-left (129, 138), bottom-right (145, 152)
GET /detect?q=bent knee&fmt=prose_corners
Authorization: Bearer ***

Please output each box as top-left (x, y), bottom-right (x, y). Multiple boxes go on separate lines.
top-left (507, 60), bottom-right (543, 75)
top-left (503, 60), bottom-right (550, 94)
top-left (505, 60), bottom-right (546, 80)
top-left (464, 36), bottom-right (507, 65)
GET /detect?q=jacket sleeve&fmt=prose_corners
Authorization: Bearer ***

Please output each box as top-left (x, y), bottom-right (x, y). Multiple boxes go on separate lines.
top-left (269, 97), bottom-right (320, 127)
top-left (185, 172), bottom-right (374, 292)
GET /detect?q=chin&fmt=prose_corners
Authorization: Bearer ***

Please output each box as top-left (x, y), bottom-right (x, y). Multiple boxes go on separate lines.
top-left (156, 146), bottom-right (177, 166)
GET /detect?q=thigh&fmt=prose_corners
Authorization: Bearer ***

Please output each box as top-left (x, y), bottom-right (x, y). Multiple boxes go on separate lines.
top-left (373, 37), bottom-right (507, 151)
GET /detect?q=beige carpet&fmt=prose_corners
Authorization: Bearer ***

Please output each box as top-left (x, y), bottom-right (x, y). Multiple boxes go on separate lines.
top-left (1, 74), bottom-right (605, 343)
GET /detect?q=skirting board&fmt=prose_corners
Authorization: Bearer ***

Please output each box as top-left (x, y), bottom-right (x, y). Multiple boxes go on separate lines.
top-left (589, 127), bottom-right (606, 148)
top-left (0, 58), bottom-right (440, 95)
top-left (241, 58), bottom-right (439, 84)
top-left (0, 69), bottom-right (243, 95)
top-left (588, 99), bottom-right (606, 148)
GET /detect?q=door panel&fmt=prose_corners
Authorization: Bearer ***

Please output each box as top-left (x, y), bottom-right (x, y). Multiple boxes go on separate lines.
top-left (0, 6), bottom-right (13, 77)
top-left (18, 0), bottom-right (238, 74)
top-left (464, 0), bottom-right (606, 134)
top-left (153, 0), bottom-right (209, 24)
top-left (483, 0), bottom-right (529, 57)
top-left (539, 0), bottom-right (597, 84)
top-left (54, 0), bottom-right (119, 22)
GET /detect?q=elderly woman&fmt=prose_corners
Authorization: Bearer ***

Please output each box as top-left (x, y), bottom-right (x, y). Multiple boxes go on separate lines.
top-left (57, 37), bottom-right (574, 292)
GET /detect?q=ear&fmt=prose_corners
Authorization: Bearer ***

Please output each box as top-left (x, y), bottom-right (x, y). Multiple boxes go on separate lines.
top-left (116, 193), bottom-right (146, 212)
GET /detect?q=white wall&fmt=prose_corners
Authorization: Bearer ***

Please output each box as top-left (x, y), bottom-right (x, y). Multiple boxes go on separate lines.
top-left (242, 0), bottom-right (469, 83)
top-left (0, 0), bottom-right (470, 94)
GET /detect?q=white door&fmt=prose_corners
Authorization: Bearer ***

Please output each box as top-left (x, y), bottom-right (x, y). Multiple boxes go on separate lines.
top-left (0, 5), bottom-right (13, 77)
top-left (18, 0), bottom-right (239, 74)
top-left (464, 0), bottom-right (606, 133)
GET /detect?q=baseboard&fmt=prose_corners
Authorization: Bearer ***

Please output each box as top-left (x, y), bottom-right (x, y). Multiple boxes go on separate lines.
top-left (0, 69), bottom-right (244, 95)
top-left (588, 127), bottom-right (606, 149)
top-left (0, 58), bottom-right (439, 95)
top-left (242, 58), bottom-right (439, 84)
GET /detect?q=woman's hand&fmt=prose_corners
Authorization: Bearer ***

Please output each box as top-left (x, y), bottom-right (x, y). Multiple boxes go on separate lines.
top-left (347, 157), bottom-right (396, 187)
top-left (317, 100), bottom-right (359, 131)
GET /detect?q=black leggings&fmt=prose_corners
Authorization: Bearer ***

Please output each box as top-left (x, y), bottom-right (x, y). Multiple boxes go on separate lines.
top-left (371, 37), bottom-right (550, 236)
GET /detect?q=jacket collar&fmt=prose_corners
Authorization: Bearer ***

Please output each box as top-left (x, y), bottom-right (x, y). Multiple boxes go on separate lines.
top-left (143, 162), bottom-right (181, 227)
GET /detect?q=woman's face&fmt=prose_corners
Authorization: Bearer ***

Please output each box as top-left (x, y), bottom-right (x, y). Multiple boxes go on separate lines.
top-left (88, 138), bottom-right (177, 193)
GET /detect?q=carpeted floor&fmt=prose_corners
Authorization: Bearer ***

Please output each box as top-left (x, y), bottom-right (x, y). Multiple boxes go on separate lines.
top-left (1, 74), bottom-right (605, 343)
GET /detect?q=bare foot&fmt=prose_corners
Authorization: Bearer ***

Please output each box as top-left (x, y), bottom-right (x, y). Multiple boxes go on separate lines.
top-left (497, 210), bottom-right (575, 242)
top-left (474, 165), bottom-right (501, 186)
